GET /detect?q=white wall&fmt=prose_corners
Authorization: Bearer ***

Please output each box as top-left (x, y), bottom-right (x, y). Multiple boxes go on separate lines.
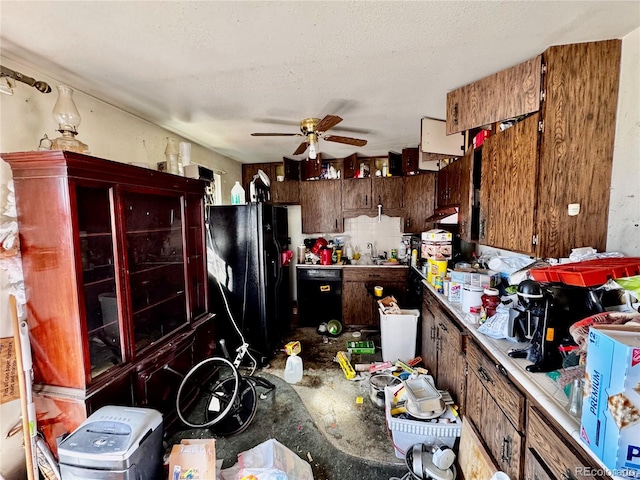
top-left (607, 27), bottom-right (640, 255)
top-left (0, 56), bottom-right (242, 479)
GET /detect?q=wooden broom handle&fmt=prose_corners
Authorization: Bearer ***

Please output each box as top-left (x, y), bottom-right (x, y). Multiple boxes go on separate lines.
top-left (10, 294), bottom-right (37, 480)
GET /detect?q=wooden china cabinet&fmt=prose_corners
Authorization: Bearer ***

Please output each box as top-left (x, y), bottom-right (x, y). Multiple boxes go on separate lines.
top-left (2, 150), bottom-right (213, 453)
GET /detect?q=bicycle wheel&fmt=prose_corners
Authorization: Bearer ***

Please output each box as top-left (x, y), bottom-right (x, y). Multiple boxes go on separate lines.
top-left (210, 377), bottom-right (257, 437)
top-left (176, 356), bottom-right (240, 428)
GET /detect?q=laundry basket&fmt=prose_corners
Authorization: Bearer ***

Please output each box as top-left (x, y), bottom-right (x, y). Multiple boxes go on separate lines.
top-left (379, 308), bottom-right (419, 362)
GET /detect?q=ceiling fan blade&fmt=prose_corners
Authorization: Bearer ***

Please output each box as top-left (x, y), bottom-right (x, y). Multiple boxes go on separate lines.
top-left (251, 132), bottom-right (300, 136)
top-left (323, 135), bottom-right (367, 147)
top-left (314, 115), bottom-right (343, 133)
top-left (293, 141), bottom-right (308, 155)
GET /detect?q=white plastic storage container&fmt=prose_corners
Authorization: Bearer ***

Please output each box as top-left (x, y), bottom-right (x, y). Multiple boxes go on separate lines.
top-left (379, 308), bottom-right (419, 362)
top-left (385, 386), bottom-right (462, 459)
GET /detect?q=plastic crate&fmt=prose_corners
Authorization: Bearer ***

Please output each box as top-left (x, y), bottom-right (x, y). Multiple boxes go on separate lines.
top-left (385, 386), bottom-right (462, 459)
top-left (529, 258), bottom-right (640, 287)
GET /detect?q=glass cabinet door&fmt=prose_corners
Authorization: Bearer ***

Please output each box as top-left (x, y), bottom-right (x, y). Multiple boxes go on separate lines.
top-left (76, 186), bottom-right (122, 378)
top-left (122, 191), bottom-right (188, 353)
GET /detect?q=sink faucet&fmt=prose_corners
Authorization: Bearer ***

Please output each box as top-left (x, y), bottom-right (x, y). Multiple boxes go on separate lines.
top-left (367, 242), bottom-right (376, 258)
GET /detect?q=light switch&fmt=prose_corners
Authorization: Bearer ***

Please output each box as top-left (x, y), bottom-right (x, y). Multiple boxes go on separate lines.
top-left (568, 203), bottom-right (580, 216)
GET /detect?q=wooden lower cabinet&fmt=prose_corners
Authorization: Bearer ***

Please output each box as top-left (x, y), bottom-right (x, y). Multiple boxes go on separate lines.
top-left (466, 367), bottom-right (524, 479)
top-left (420, 289), bottom-right (466, 412)
top-left (435, 311), bottom-right (466, 413)
top-left (342, 267), bottom-right (407, 326)
top-left (421, 291), bottom-right (439, 380)
top-left (526, 406), bottom-right (609, 480)
top-left (525, 445), bottom-right (555, 480)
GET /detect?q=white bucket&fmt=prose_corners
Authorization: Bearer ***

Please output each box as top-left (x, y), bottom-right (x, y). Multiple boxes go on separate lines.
top-left (379, 308), bottom-right (419, 362)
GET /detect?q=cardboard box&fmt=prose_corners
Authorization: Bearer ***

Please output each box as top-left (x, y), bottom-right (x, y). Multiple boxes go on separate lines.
top-left (422, 229), bottom-right (453, 242)
top-left (421, 241), bottom-right (452, 260)
top-left (168, 439), bottom-right (216, 480)
top-left (580, 325), bottom-right (640, 477)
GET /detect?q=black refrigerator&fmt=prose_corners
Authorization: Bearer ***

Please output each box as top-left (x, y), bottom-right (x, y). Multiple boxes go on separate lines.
top-left (206, 203), bottom-right (291, 364)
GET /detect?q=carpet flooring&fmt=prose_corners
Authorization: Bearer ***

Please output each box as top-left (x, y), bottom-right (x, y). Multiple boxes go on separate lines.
top-left (164, 327), bottom-right (411, 479)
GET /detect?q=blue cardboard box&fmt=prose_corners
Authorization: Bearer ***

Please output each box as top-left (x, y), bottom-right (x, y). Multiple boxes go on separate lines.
top-left (581, 325), bottom-right (640, 478)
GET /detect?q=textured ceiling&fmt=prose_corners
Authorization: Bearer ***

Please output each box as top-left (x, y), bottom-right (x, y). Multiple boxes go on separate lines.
top-left (1, 1), bottom-right (638, 164)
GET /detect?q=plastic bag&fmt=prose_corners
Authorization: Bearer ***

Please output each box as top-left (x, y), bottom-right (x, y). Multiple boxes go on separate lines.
top-left (225, 439), bottom-right (313, 480)
top-left (478, 303), bottom-right (517, 341)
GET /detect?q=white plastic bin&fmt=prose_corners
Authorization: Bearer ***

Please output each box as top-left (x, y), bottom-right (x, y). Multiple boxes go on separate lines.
top-left (385, 386), bottom-right (462, 459)
top-left (379, 308), bottom-right (419, 362)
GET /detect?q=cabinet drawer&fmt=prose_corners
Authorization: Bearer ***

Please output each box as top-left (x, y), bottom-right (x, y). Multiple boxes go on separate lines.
top-left (526, 406), bottom-right (608, 480)
top-left (342, 267), bottom-right (407, 282)
top-left (524, 448), bottom-right (554, 480)
top-left (467, 340), bottom-right (525, 431)
top-left (467, 371), bottom-right (523, 479)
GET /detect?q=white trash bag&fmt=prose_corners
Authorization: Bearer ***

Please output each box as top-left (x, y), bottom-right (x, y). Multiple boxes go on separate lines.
top-left (220, 439), bottom-right (314, 480)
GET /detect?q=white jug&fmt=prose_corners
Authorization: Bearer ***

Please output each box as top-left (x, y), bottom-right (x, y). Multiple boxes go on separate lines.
top-left (284, 354), bottom-right (303, 384)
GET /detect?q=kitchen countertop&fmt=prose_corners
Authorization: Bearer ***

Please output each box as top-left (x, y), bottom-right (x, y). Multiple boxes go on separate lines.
top-left (415, 266), bottom-right (618, 478)
top-left (295, 263), bottom-right (410, 268)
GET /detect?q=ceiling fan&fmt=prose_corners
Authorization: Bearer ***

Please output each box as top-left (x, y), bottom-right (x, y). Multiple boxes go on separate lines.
top-left (251, 115), bottom-right (367, 159)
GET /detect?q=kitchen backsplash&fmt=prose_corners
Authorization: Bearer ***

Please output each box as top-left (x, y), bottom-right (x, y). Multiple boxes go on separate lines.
top-left (287, 206), bottom-right (404, 259)
top-left (341, 215), bottom-right (404, 257)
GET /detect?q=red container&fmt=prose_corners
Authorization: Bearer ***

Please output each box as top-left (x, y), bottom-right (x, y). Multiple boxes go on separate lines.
top-left (320, 248), bottom-right (332, 265)
top-left (529, 258), bottom-right (640, 287)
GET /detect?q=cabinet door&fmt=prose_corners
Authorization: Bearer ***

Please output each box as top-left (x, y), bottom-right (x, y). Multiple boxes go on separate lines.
top-left (403, 173), bottom-right (436, 233)
top-left (526, 406), bottom-right (608, 480)
top-left (467, 370), bottom-right (523, 480)
top-left (436, 167), bottom-right (449, 207)
top-left (76, 185), bottom-right (124, 380)
top-left (121, 190), bottom-right (189, 355)
top-left (185, 193), bottom-right (207, 320)
top-left (421, 291), bottom-right (439, 379)
top-left (342, 281), bottom-right (375, 326)
top-left (271, 180), bottom-right (300, 204)
top-left (524, 447), bottom-right (555, 480)
top-left (479, 114), bottom-right (539, 255)
top-left (242, 163), bottom-right (275, 192)
top-left (134, 332), bottom-right (193, 424)
top-left (402, 147), bottom-right (420, 174)
top-left (373, 177), bottom-right (404, 210)
top-left (458, 150), bottom-right (476, 243)
top-left (342, 178), bottom-right (372, 210)
top-left (435, 311), bottom-right (466, 413)
top-left (300, 180), bottom-right (343, 233)
top-left (446, 55), bottom-right (542, 134)
top-left (535, 40), bottom-right (621, 259)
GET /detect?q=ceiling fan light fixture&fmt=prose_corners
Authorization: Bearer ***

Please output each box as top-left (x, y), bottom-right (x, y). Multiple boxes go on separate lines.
top-left (308, 132), bottom-right (319, 160)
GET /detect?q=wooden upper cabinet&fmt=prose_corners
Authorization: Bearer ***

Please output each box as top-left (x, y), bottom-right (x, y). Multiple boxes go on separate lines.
top-left (342, 178), bottom-right (372, 210)
top-left (461, 39), bottom-right (621, 258)
top-left (403, 173), bottom-right (436, 233)
top-left (457, 150), bottom-right (476, 243)
top-left (402, 147), bottom-right (419, 175)
top-left (446, 55), bottom-right (542, 134)
top-left (242, 162), bottom-right (275, 192)
top-left (479, 114), bottom-right (540, 255)
top-left (535, 40), bottom-right (621, 258)
top-left (300, 180), bottom-right (342, 233)
top-left (437, 159), bottom-right (463, 208)
top-left (373, 176), bottom-right (404, 210)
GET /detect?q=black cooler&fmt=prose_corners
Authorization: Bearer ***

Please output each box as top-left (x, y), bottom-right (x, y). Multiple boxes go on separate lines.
top-left (58, 406), bottom-right (163, 479)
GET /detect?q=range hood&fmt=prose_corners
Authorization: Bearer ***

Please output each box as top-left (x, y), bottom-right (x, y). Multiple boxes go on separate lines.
top-left (426, 206), bottom-right (459, 224)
